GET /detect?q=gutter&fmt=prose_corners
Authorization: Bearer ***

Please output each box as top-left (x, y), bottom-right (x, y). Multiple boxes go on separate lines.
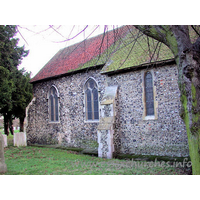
top-left (100, 58), bottom-right (176, 76)
top-left (30, 64), bottom-right (105, 84)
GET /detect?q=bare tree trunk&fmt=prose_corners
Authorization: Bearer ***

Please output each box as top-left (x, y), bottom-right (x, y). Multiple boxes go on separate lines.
top-left (6, 112), bottom-right (14, 135)
top-left (3, 113), bottom-right (9, 136)
top-left (9, 124), bottom-right (14, 135)
top-left (134, 25), bottom-right (200, 174)
top-left (171, 26), bottom-right (200, 175)
top-left (179, 47), bottom-right (200, 175)
top-left (9, 117), bottom-right (14, 135)
top-left (19, 117), bottom-right (24, 132)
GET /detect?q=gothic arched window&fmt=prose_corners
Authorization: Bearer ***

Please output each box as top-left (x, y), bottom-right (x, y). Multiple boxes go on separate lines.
top-left (49, 86), bottom-right (59, 122)
top-left (145, 71), bottom-right (154, 116)
top-left (84, 78), bottom-right (99, 121)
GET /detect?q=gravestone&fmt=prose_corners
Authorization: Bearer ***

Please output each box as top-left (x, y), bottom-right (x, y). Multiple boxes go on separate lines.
top-left (14, 132), bottom-right (27, 147)
top-left (3, 134), bottom-right (7, 147)
top-left (0, 133), bottom-right (7, 173)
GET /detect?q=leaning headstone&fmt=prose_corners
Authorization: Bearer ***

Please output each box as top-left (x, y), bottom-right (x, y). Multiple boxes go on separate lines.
top-left (2, 134), bottom-right (7, 147)
top-left (14, 132), bottom-right (27, 147)
top-left (0, 133), bottom-right (7, 173)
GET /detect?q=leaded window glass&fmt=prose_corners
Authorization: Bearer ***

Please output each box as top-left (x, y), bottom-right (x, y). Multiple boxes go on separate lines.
top-left (86, 88), bottom-right (92, 120)
top-left (49, 86), bottom-right (59, 122)
top-left (84, 78), bottom-right (99, 121)
top-left (145, 72), bottom-right (154, 116)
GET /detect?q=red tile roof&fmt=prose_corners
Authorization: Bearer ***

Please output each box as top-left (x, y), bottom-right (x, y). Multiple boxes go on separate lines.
top-left (30, 26), bottom-right (131, 83)
top-left (30, 25), bottom-right (175, 83)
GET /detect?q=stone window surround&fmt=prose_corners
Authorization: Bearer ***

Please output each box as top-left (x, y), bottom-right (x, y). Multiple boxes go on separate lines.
top-left (47, 85), bottom-right (60, 123)
top-left (45, 71), bottom-right (158, 124)
top-left (142, 69), bottom-right (158, 120)
top-left (83, 77), bottom-right (100, 123)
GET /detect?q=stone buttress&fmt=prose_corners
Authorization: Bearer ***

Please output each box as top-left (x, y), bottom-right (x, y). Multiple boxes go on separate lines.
top-left (97, 86), bottom-right (118, 159)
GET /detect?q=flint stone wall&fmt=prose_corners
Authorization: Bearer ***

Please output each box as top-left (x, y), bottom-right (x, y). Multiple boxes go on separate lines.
top-left (108, 65), bottom-right (188, 157)
top-left (27, 68), bottom-right (105, 150)
top-left (27, 65), bottom-right (189, 157)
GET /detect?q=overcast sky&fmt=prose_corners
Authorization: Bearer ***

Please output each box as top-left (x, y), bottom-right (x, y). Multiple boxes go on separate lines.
top-left (17, 25), bottom-right (115, 78)
top-left (2, 0), bottom-right (197, 78)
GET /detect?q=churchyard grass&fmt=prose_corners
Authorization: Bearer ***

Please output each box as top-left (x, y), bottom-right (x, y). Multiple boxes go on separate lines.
top-left (0, 129), bottom-right (20, 134)
top-left (2, 146), bottom-right (190, 175)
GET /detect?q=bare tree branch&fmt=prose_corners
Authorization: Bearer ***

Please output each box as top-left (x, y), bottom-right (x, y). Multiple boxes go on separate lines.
top-left (16, 26), bottom-right (29, 46)
top-left (191, 25), bottom-right (200, 37)
top-left (52, 25), bottom-right (89, 43)
top-left (49, 25), bottom-right (67, 40)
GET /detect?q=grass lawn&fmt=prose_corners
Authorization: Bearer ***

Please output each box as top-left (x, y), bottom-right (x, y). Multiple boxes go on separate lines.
top-left (2, 144), bottom-right (190, 175)
top-left (0, 129), bottom-right (20, 135)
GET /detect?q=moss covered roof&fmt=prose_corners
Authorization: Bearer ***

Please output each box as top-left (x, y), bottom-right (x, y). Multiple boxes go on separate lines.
top-left (101, 27), bottom-right (174, 73)
top-left (31, 26), bottom-right (174, 83)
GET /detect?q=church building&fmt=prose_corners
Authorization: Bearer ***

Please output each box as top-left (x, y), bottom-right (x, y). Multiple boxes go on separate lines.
top-left (26, 26), bottom-right (189, 158)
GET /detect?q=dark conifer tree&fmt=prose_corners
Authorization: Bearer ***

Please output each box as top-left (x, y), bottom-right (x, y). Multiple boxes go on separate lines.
top-left (0, 25), bottom-right (31, 135)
